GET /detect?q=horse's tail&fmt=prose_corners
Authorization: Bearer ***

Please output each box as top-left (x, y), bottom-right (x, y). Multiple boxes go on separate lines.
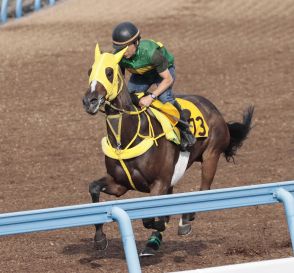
top-left (224, 106), bottom-right (254, 162)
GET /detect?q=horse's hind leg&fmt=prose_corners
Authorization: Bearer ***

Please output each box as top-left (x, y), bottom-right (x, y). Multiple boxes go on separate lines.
top-left (199, 151), bottom-right (220, 191)
top-left (89, 175), bottom-right (128, 250)
top-left (178, 213), bottom-right (195, 236)
top-left (178, 152), bottom-right (220, 236)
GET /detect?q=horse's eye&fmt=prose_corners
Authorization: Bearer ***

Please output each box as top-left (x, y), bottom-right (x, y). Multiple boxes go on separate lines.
top-left (105, 67), bottom-right (114, 82)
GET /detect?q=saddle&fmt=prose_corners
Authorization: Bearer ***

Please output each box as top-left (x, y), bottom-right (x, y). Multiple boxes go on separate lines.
top-left (149, 97), bottom-right (209, 144)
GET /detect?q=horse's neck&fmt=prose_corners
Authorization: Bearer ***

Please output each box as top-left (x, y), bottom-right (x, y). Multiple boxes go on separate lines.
top-left (109, 74), bottom-right (133, 109)
top-left (105, 85), bottom-right (145, 148)
top-left (114, 90), bottom-right (133, 110)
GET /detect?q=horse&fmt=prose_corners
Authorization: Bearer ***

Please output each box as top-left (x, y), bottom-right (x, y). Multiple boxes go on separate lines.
top-left (82, 44), bottom-right (254, 256)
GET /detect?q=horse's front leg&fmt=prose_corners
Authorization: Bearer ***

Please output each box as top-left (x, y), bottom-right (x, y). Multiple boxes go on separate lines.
top-left (142, 188), bottom-right (172, 231)
top-left (89, 175), bottom-right (128, 250)
top-left (140, 184), bottom-right (173, 256)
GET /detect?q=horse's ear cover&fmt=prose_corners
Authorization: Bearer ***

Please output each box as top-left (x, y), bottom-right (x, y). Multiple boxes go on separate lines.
top-left (95, 43), bottom-right (101, 61)
top-left (114, 46), bottom-right (128, 63)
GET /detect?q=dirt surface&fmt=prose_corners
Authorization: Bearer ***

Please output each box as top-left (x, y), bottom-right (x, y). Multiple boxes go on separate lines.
top-left (0, 0), bottom-right (294, 272)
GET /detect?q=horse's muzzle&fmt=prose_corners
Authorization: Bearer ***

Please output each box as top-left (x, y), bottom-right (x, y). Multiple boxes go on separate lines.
top-left (82, 95), bottom-right (105, 115)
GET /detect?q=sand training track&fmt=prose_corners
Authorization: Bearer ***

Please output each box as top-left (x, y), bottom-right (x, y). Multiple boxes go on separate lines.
top-left (0, 0), bottom-right (294, 272)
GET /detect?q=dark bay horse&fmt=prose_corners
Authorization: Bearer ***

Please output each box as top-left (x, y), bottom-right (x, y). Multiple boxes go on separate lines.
top-left (82, 44), bottom-right (254, 255)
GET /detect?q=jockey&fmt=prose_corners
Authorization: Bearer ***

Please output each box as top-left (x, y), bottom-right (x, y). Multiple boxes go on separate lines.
top-left (112, 21), bottom-right (196, 151)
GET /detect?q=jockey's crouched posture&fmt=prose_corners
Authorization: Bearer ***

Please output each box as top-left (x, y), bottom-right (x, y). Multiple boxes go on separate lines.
top-left (112, 21), bottom-right (196, 151)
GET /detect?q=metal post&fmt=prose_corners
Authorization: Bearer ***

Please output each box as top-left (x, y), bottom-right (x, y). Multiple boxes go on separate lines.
top-left (111, 206), bottom-right (141, 273)
top-left (274, 188), bottom-right (294, 254)
top-left (1, 0), bottom-right (9, 23)
top-left (34, 0), bottom-right (41, 11)
top-left (16, 0), bottom-right (23, 18)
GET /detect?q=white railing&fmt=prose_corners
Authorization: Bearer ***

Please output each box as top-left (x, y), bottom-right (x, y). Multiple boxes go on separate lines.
top-left (1, 181), bottom-right (294, 273)
top-left (1, 0), bottom-right (56, 24)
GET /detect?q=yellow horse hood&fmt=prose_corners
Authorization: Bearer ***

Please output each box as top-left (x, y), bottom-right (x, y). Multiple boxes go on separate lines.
top-left (89, 44), bottom-right (127, 101)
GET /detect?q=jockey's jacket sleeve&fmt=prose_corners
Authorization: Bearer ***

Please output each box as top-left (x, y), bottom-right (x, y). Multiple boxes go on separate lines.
top-left (151, 49), bottom-right (169, 74)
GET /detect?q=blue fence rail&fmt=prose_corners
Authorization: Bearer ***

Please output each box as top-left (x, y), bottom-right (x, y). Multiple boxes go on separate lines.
top-left (0, 181), bottom-right (294, 273)
top-left (1, 0), bottom-right (56, 24)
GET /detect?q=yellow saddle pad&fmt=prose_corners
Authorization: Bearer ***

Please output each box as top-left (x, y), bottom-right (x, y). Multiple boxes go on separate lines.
top-left (175, 98), bottom-right (209, 138)
top-left (151, 99), bottom-right (180, 126)
top-left (148, 107), bottom-right (181, 145)
top-left (150, 98), bottom-right (209, 139)
top-left (134, 93), bottom-right (209, 139)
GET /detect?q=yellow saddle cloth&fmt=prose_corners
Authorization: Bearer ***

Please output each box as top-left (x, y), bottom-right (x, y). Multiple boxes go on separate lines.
top-left (176, 98), bottom-right (209, 138)
top-left (149, 97), bottom-right (209, 144)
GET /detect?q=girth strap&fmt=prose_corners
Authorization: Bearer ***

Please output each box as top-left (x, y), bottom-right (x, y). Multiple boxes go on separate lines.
top-left (103, 105), bottom-right (165, 191)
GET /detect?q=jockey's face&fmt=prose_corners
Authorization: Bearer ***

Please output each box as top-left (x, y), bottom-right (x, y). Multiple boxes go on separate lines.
top-left (124, 43), bottom-right (137, 59)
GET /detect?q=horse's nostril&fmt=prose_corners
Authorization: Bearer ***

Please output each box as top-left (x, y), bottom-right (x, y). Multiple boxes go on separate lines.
top-left (90, 98), bottom-right (98, 104)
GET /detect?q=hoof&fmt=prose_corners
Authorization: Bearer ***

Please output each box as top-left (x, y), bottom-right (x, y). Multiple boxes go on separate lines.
top-left (178, 223), bottom-right (192, 236)
top-left (139, 246), bottom-right (157, 257)
top-left (94, 235), bottom-right (109, 251)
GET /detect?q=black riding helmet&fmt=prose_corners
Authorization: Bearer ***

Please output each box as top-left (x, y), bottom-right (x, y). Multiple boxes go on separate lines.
top-left (112, 22), bottom-right (141, 50)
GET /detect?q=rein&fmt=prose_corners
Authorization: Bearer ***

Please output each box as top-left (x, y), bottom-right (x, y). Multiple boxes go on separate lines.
top-left (104, 102), bottom-right (165, 191)
top-left (105, 103), bottom-right (165, 148)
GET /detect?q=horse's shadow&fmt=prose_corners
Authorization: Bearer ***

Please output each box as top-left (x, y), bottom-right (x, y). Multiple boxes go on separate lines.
top-left (61, 237), bottom-right (219, 269)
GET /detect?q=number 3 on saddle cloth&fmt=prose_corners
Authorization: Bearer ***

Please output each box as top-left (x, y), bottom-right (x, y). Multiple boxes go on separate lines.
top-left (149, 98), bottom-right (209, 145)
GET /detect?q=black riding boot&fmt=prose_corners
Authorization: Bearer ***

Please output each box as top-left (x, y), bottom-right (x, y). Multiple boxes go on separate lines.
top-left (173, 101), bottom-right (196, 151)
